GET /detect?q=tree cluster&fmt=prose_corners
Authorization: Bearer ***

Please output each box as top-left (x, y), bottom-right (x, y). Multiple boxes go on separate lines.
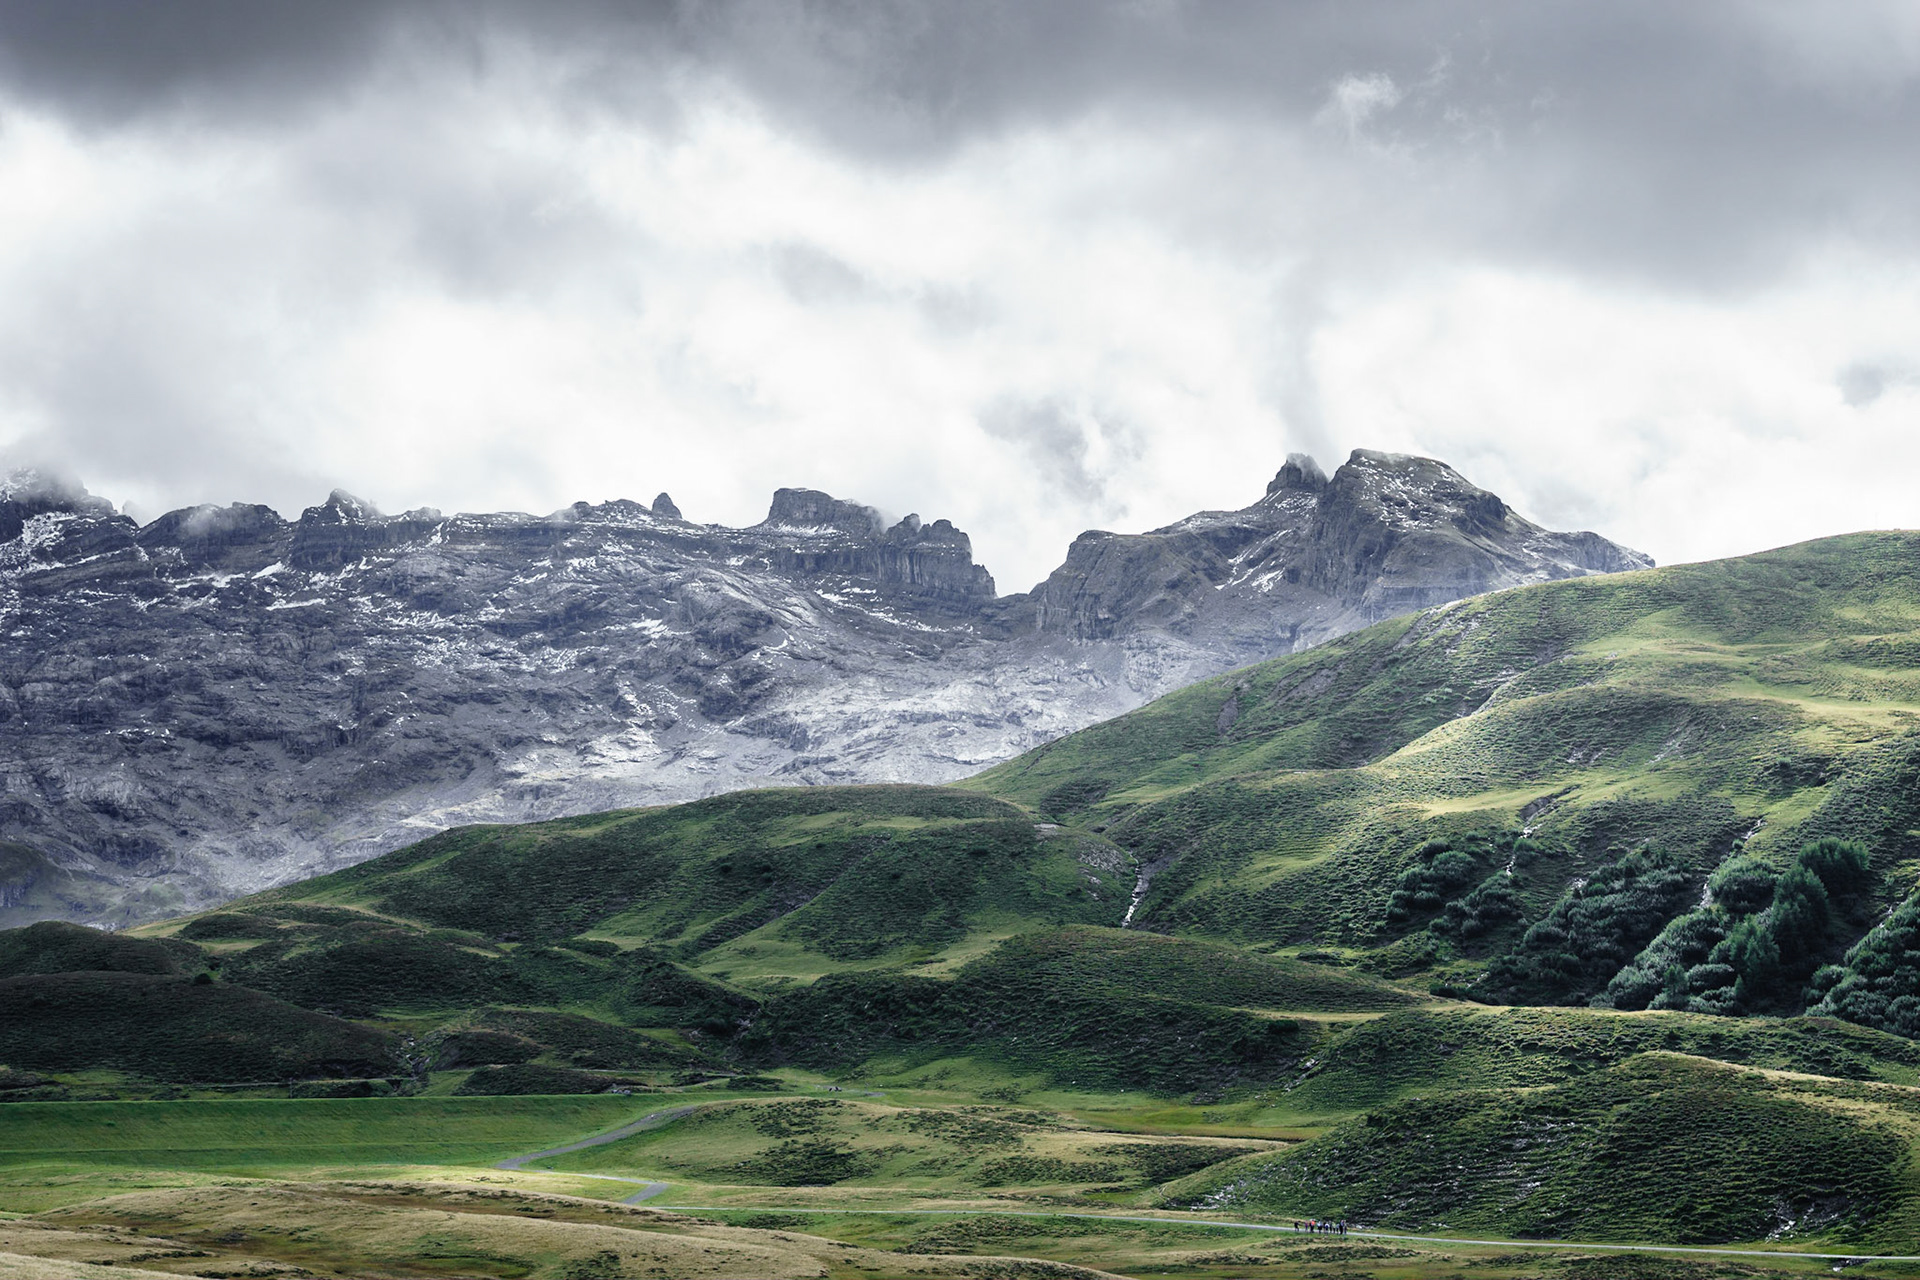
top-left (1603, 838), bottom-right (1873, 1015)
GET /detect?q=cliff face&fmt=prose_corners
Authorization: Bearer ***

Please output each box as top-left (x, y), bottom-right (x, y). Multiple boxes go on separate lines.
top-left (0, 454), bottom-right (1648, 924)
top-left (1014, 450), bottom-right (1650, 649)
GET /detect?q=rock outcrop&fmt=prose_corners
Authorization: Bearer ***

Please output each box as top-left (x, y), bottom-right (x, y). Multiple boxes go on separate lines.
top-left (1015, 449), bottom-right (1646, 649)
top-left (0, 452), bottom-right (1648, 924)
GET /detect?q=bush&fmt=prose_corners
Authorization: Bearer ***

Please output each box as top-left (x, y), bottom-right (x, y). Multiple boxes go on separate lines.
top-left (1478, 847), bottom-right (1696, 1006)
top-left (1799, 838), bottom-right (1873, 900)
top-left (1768, 865), bottom-right (1832, 963)
top-left (1605, 910), bottom-right (1727, 1010)
top-left (1808, 890), bottom-right (1920, 1039)
top-left (1706, 856), bottom-right (1777, 916)
top-left (1386, 845), bottom-right (1483, 922)
top-left (454, 1063), bottom-right (623, 1095)
top-left (1430, 874), bottom-right (1526, 940)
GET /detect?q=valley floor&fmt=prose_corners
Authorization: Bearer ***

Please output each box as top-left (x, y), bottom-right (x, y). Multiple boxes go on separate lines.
top-left (1, 1080), bottom-right (1914, 1280)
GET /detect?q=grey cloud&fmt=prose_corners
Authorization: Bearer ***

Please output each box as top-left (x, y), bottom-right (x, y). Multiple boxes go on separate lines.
top-left (772, 243), bottom-right (872, 306)
top-left (0, 0), bottom-right (408, 124)
top-left (1837, 362), bottom-right (1918, 408)
top-left (978, 399), bottom-right (1139, 508)
top-left (1839, 364), bottom-right (1890, 407)
top-left (5, 2), bottom-right (1916, 289)
top-left (2, 0), bottom-right (1918, 588)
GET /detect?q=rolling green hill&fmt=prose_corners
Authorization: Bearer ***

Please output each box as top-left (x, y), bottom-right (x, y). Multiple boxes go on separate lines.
top-left (6, 532), bottom-right (1920, 1258)
top-left (967, 531), bottom-right (1920, 1009)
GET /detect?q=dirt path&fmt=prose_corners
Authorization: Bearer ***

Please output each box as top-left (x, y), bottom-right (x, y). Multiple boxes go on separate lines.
top-left (642, 1204), bottom-right (1920, 1264)
top-left (494, 1103), bottom-right (696, 1203)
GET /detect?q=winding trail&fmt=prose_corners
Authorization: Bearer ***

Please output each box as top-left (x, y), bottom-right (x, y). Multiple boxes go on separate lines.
top-left (494, 1104), bottom-right (694, 1204)
top-left (638, 1205), bottom-right (1920, 1265)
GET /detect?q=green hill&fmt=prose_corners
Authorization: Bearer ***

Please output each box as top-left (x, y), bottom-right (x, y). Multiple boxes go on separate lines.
top-left (1170, 1052), bottom-right (1920, 1249)
top-left (7, 532), bottom-right (1920, 1253)
top-left (967, 532), bottom-right (1920, 1004)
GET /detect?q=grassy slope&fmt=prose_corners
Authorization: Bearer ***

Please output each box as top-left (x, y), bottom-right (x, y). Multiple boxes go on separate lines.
top-left (964, 532), bottom-right (1920, 954)
top-left (234, 784), bottom-right (1126, 979)
top-left (1173, 1052), bottom-right (1920, 1250)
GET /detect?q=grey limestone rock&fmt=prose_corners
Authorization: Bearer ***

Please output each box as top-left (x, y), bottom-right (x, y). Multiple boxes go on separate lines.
top-left (0, 453), bottom-right (1647, 924)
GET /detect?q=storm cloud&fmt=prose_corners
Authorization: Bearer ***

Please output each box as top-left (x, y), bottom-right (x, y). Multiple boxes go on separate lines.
top-left (2, 1), bottom-right (1917, 587)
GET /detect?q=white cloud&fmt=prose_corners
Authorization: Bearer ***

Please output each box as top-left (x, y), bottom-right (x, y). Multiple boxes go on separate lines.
top-left (1316, 72), bottom-right (1404, 140)
top-left (2, 12), bottom-right (1918, 594)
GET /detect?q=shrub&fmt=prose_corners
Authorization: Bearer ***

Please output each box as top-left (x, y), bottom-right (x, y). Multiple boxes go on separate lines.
top-left (1430, 874), bottom-right (1526, 940)
top-left (1798, 838), bottom-right (1873, 902)
top-left (454, 1063), bottom-right (622, 1095)
top-left (1478, 847), bottom-right (1696, 1006)
top-left (1768, 865), bottom-right (1832, 963)
top-left (1706, 856), bottom-right (1777, 916)
top-left (1385, 845), bottom-right (1483, 922)
top-left (1808, 890), bottom-right (1920, 1039)
top-left (1605, 909), bottom-right (1728, 1010)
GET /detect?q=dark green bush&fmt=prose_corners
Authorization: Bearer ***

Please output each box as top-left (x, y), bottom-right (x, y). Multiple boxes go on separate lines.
top-left (1808, 889), bottom-right (1920, 1038)
top-left (1386, 846), bottom-right (1483, 921)
top-left (1605, 909), bottom-right (1728, 1010)
top-left (1430, 874), bottom-right (1526, 940)
top-left (1799, 838), bottom-right (1873, 901)
top-left (1768, 865), bottom-right (1832, 962)
top-left (1478, 847), bottom-right (1695, 1006)
top-left (1706, 856), bottom-right (1778, 916)
top-left (454, 1063), bottom-right (621, 1095)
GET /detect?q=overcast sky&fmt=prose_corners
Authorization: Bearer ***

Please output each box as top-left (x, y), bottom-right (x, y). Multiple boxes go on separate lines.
top-left (1, 2), bottom-right (1916, 590)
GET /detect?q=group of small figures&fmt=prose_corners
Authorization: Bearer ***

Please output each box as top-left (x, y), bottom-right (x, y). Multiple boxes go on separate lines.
top-left (1291, 1219), bottom-right (1350, 1236)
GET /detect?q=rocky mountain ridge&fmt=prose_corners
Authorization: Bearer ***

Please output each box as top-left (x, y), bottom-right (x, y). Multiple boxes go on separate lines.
top-left (0, 450), bottom-right (1648, 923)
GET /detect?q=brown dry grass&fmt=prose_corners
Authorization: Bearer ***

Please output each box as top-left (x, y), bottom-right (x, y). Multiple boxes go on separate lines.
top-left (8, 1180), bottom-right (1127, 1279)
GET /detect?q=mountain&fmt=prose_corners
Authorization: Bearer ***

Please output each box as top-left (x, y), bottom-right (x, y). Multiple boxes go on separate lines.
top-left (0, 451), bottom-right (1646, 923)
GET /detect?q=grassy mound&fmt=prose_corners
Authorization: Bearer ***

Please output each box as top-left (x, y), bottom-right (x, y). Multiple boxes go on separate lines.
top-left (455, 1062), bottom-right (626, 1096)
top-left (24, 1181), bottom-right (1063, 1280)
top-left (736, 927), bottom-right (1352, 1093)
top-left (0, 1095), bottom-right (649, 1177)
top-left (1179, 1053), bottom-right (1913, 1246)
top-left (0, 921), bottom-right (201, 978)
top-left (265, 785), bottom-right (1114, 965)
top-left (0, 972), bottom-right (392, 1082)
top-left (1280, 1006), bottom-right (1920, 1114)
top-left (540, 1095), bottom-right (1264, 1192)
top-left (958, 926), bottom-right (1420, 1014)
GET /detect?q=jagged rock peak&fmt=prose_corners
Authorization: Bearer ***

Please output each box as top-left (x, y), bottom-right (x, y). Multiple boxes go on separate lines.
top-left (1268, 453), bottom-right (1329, 495)
top-left (0, 466), bottom-right (117, 541)
top-left (0, 467), bottom-right (111, 511)
top-left (651, 492), bottom-right (682, 520)
top-left (763, 488), bottom-right (883, 536)
top-left (303, 490), bottom-right (380, 524)
top-left (1329, 449), bottom-right (1511, 534)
